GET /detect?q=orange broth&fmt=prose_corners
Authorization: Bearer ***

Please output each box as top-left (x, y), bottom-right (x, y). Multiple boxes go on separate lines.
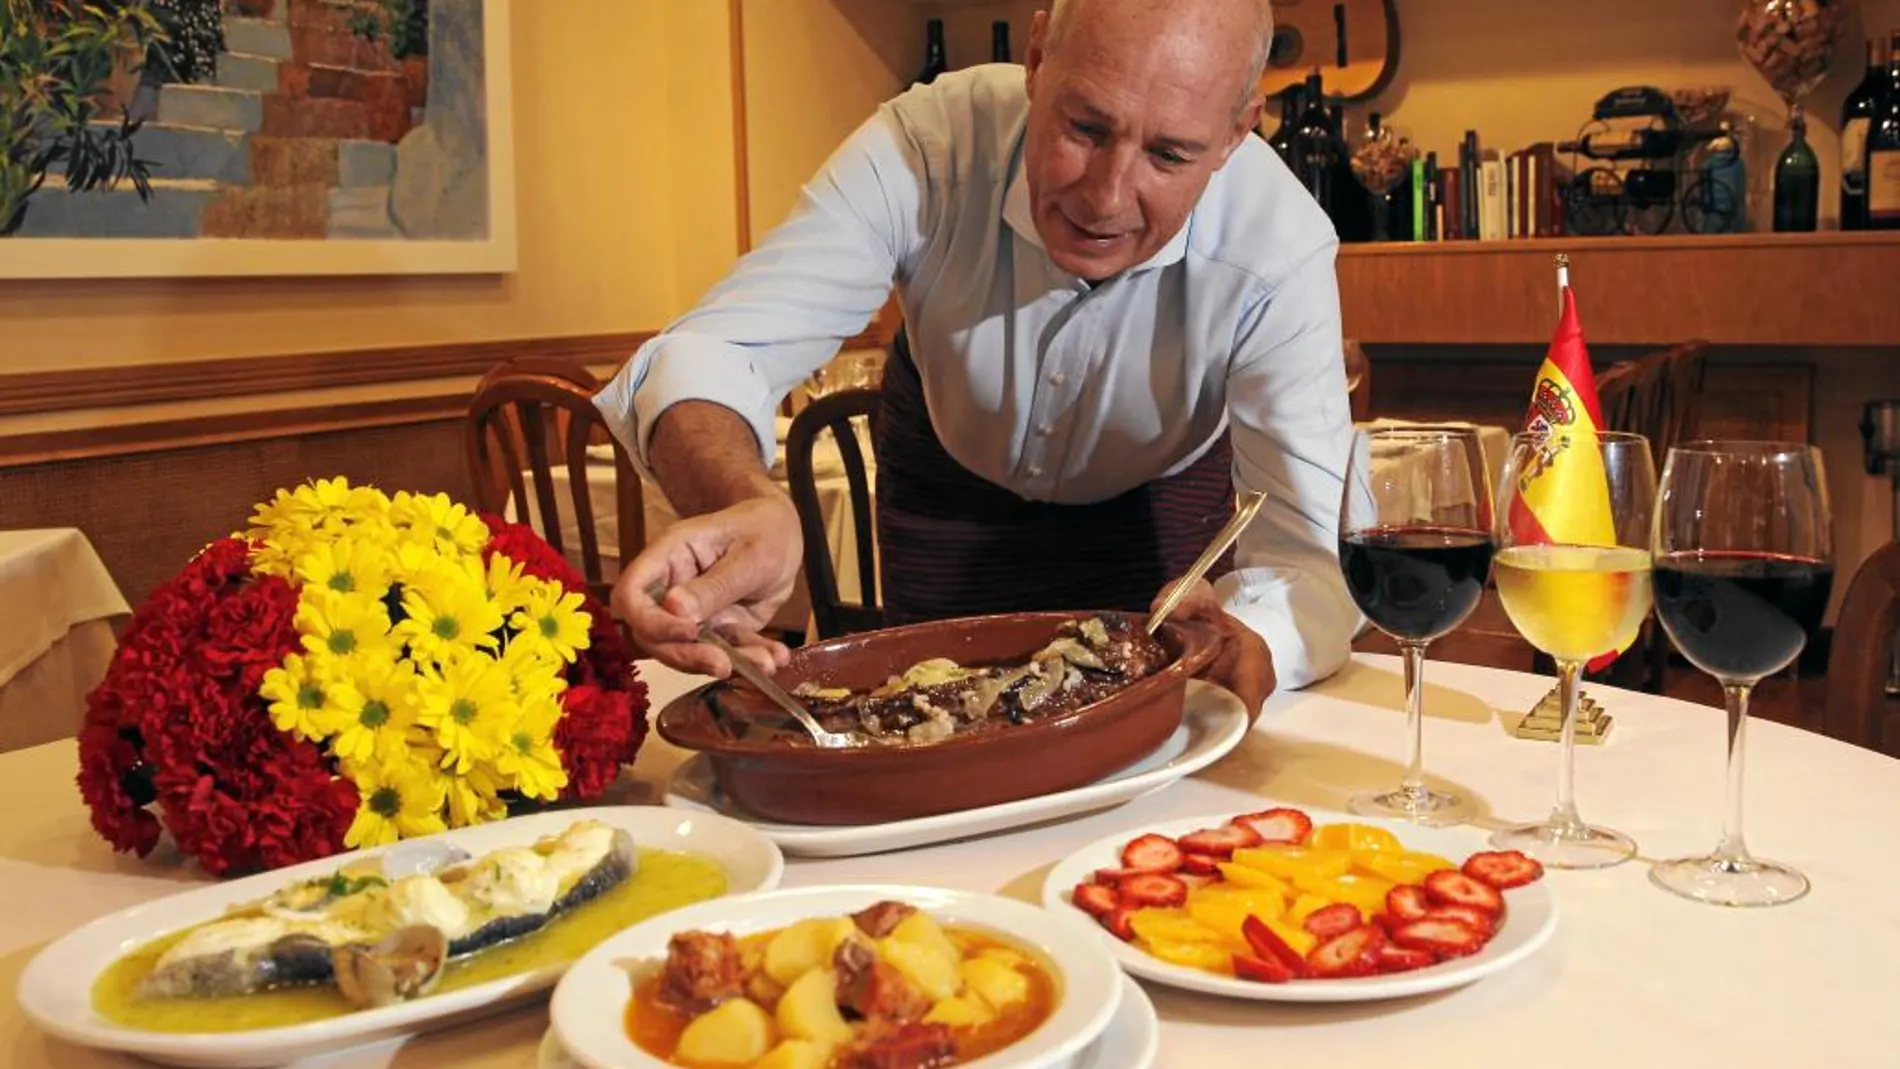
top-left (625, 926), bottom-right (1057, 1067)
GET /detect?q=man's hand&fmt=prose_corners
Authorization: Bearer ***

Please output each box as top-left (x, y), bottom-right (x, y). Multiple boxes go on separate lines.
top-left (1152, 578), bottom-right (1275, 723)
top-left (611, 494), bottom-right (804, 678)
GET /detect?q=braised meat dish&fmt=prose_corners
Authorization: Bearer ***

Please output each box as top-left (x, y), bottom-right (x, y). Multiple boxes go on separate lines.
top-left (783, 615), bottom-right (1170, 745)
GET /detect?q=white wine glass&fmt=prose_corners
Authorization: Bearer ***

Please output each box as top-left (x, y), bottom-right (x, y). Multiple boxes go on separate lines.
top-left (1338, 426), bottom-right (1494, 824)
top-left (1649, 441), bottom-right (1832, 907)
top-left (1491, 429), bottom-right (1657, 869)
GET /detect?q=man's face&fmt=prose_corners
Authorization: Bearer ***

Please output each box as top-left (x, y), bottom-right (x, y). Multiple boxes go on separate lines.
top-left (1021, 6), bottom-right (1261, 281)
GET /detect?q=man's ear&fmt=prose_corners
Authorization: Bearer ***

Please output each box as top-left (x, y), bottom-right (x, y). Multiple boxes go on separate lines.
top-left (1024, 10), bottom-right (1051, 96)
top-left (1219, 90), bottom-right (1266, 165)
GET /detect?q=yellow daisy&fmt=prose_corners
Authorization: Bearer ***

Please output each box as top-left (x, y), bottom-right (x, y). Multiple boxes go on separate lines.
top-left (394, 570), bottom-right (504, 663)
top-left (498, 631), bottom-right (567, 705)
top-left (444, 764), bottom-right (509, 826)
top-left (329, 658), bottom-right (421, 768)
top-left (291, 477), bottom-right (385, 534)
top-left (344, 758), bottom-right (448, 848)
top-left (391, 491), bottom-right (490, 559)
top-left (296, 589), bottom-right (397, 664)
top-left (507, 581), bottom-right (592, 664)
top-left (295, 536), bottom-right (393, 600)
top-left (259, 653), bottom-right (359, 743)
top-left (415, 651), bottom-right (519, 773)
top-left (475, 552), bottom-right (534, 615)
top-left (493, 697), bottom-right (568, 801)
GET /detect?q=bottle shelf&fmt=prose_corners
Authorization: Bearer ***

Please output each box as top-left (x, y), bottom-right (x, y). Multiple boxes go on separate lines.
top-left (1337, 232), bottom-right (1900, 346)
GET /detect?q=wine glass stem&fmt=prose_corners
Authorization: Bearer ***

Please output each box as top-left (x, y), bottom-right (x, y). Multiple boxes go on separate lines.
top-left (1548, 659), bottom-right (1587, 835)
top-left (1399, 640), bottom-right (1428, 798)
top-left (1714, 682), bottom-right (1755, 865)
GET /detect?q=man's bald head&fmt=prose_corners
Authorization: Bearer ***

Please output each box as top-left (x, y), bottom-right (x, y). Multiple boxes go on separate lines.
top-left (1042, 0), bottom-right (1274, 117)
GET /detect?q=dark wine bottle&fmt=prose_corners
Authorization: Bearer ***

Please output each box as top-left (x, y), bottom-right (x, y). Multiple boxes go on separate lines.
top-left (915, 18), bottom-right (948, 85)
top-left (1291, 72), bottom-right (1340, 213)
top-left (1267, 85), bottom-right (1303, 163)
top-left (1869, 31), bottom-right (1900, 230)
top-left (1841, 39), bottom-right (1881, 230)
top-left (1773, 109), bottom-right (1819, 232)
top-left (991, 20), bottom-right (1011, 63)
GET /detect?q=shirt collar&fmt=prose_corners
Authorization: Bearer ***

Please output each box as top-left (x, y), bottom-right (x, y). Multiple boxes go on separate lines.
top-left (1001, 133), bottom-right (1194, 280)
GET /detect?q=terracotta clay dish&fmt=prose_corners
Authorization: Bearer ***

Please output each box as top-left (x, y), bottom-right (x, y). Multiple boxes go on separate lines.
top-left (655, 611), bottom-right (1222, 826)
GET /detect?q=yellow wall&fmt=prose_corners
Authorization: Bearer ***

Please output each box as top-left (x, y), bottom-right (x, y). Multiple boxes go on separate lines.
top-left (0, 0), bottom-right (734, 379)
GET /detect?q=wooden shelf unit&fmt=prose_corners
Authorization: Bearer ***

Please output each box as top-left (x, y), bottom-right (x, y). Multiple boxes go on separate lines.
top-left (1337, 233), bottom-right (1900, 348)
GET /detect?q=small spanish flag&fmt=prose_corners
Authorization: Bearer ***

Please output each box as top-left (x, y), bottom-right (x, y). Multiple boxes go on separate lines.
top-left (1509, 259), bottom-right (1623, 671)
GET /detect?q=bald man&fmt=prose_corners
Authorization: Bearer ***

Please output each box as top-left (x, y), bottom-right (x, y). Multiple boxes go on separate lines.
top-left (595, 0), bottom-right (1362, 719)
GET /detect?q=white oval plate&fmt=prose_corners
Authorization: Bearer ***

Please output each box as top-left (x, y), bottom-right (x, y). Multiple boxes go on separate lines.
top-left (663, 680), bottom-right (1250, 857)
top-left (536, 972), bottom-right (1160, 1069)
top-left (1040, 808), bottom-right (1559, 1002)
top-left (16, 806), bottom-right (785, 1068)
top-left (552, 884), bottom-right (1125, 1069)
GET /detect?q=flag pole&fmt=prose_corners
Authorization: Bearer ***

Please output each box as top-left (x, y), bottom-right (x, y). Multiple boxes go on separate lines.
top-left (1554, 252), bottom-right (1570, 313)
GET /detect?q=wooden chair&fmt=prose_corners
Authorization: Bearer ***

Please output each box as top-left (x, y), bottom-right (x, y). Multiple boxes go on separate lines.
top-left (466, 359), bottom-right (644, 605)
top-left (1824, 541), bottom-right (1900, 757)
top-left (1344, 339), bottom-right (1372, 422)
top-left (785, 388), bottom-right (883, 639)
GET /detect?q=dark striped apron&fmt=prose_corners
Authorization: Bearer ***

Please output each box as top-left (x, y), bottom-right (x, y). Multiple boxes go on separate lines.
top-left (873, 331), bottom-right (1237, 625)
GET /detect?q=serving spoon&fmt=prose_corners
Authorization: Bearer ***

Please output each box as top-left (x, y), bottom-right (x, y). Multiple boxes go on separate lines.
top-left (1145, 489), bottom-right (1269, 635)
top-left (646, 583), bottom-right (861, 749)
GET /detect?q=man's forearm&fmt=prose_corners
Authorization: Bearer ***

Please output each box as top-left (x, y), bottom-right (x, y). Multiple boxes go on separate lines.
top-left (647, 401), bottom-right (786, 517)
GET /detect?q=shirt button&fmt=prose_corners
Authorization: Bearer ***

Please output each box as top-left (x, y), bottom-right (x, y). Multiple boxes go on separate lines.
top-left (1036, 423), bottom-right (1052, 436)
top-left (1048, 372), bottom-right (1066, 386)
top-left (1028, 465), bottom-right (1044, 477)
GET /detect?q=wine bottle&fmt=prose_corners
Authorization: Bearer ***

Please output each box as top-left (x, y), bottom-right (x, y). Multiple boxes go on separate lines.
top-left (1773, 109), bottom-right (1820, 232)
top-left (1841, 39), bottom-right (1881, 230)
top-left (1869, 31), bottom-right (1900, 230)
top-left (1267, 85), bottom-right (1303, 163)
top-left (991, 20), bottom-right (1011, 63)
top-left (915, 18), bottom-right (948, 85)
top-left (1291, 72), bottom-right (1339, 211)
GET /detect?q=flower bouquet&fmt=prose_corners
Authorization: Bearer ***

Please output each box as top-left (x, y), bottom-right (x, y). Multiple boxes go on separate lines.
top-left (77, 478), bottom-right (649, 876)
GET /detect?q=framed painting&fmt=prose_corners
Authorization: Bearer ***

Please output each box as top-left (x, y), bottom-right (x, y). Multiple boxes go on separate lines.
top-left (0, 0), bottom-right (515, 279)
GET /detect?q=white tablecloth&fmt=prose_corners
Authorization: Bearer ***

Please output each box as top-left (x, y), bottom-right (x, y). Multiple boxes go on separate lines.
top-left (2, 654), bottom-right (1895, 1065)
top-left (516, 418), bottom-right (874, 633)
top-left (0, 530), bottom-right (130, 752)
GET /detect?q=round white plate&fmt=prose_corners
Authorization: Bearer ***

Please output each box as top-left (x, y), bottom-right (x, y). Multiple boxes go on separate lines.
top-left (535, 973), bottom-right (1159, 1069)
top-left (1040, 808), bottom-right (1559, 1002)
top-left (551, 884), bottom-right (1125, 1069)
top-left (663, 680), bottom-right (1250, 857)
top-left (16, 806), bottom-right (785, 1068)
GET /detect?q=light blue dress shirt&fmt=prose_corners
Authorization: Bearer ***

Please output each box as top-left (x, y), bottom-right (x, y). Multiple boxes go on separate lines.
top-left (597, 64), bottom-right (1364, 689)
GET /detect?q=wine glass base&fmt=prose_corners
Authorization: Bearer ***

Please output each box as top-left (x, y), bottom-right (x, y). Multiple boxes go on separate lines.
top-left (1348, 786), bottom-right (1471, 826)
top-left (1490, 820), bottom-right (1636, 870)
top-left (1649, 854), bottom-right (1810, 908)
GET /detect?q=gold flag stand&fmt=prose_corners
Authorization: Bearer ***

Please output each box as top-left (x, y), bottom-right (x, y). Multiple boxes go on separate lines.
top-left (1510, 683), bottom-right (1613, 744)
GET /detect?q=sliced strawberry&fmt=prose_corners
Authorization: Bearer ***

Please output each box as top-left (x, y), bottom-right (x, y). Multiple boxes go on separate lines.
top-left (1386, 884), bottom-right (1432, 922)
top-left (1305, 925), bottom-right (1386, 978)
top-left (1102, 904), bottom-right (1138, 941)
top-left (1424, 904), bottom-right (1497, 936)
top-left (1178, 824), bottom-right (1264, 858)
top-left (1241, 915), bottom-right (1311, 978)
top-left (1375, 945), bottom-right (1438, 974)
top-left (1118, 872), bottom-right (1188, 908)
top-left (1302, 902), bottom-right (1364, 939)
top-left (1120, 833), bottom-right (1184, 873)
top-left (1462, 849), bottom-right (1546, 889)
top-left (1231, 952), bottom-right (1294, 983)
top-left (1071, 883), bottom-right (1119, 919)
top-left (1180, 853), bottom-right (1224, 875)
top-left (1093, 867), bottom-right (1142, 886)
top-left (1423, 870), bottom-right (1505, 914)
top-left (1230, 807), bottom-right (1313, 845)
top-left (1369, 912), bottom-right (1399, 934)
top-left (1390, 918), bottom-right (1486, 959)
top-left (1179, 872), bottom-right (1218, 890)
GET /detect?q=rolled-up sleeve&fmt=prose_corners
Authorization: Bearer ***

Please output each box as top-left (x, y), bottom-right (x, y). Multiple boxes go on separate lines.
top-left (1218, 241), bottom-right (1365, 690)
top-left (595, 105), bottom-right (926, 473)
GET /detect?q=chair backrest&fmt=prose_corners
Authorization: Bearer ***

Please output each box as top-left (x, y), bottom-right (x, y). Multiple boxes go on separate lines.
top-left (1825, 540), bottom-right (1900, 757)
top-left (1596, 341), bottom-right (1708, 463)
top-left (1344, 339), bottom-right (1372, 421)
top-left (785, 388), bottom-right (883, 639)
top-left (465, 358), bottom-right (643, 605)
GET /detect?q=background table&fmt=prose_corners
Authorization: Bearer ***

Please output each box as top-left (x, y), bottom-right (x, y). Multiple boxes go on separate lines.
top-left (0, 529), bottom-right (130, 752)
top-left (4, 653), bottom-right (1896, 1065)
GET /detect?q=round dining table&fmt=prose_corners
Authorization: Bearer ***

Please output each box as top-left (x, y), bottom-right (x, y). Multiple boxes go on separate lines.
top-left (3, 653), bottom-right (1895, 1067)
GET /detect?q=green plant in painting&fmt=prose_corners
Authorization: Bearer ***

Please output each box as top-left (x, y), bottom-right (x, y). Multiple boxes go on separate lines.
top-left (143, 0), bottom-right (224, 85)
top-left (0, 0), bottom-right (167, 237)
top-left (349, 0), bottom-right (429, 59)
